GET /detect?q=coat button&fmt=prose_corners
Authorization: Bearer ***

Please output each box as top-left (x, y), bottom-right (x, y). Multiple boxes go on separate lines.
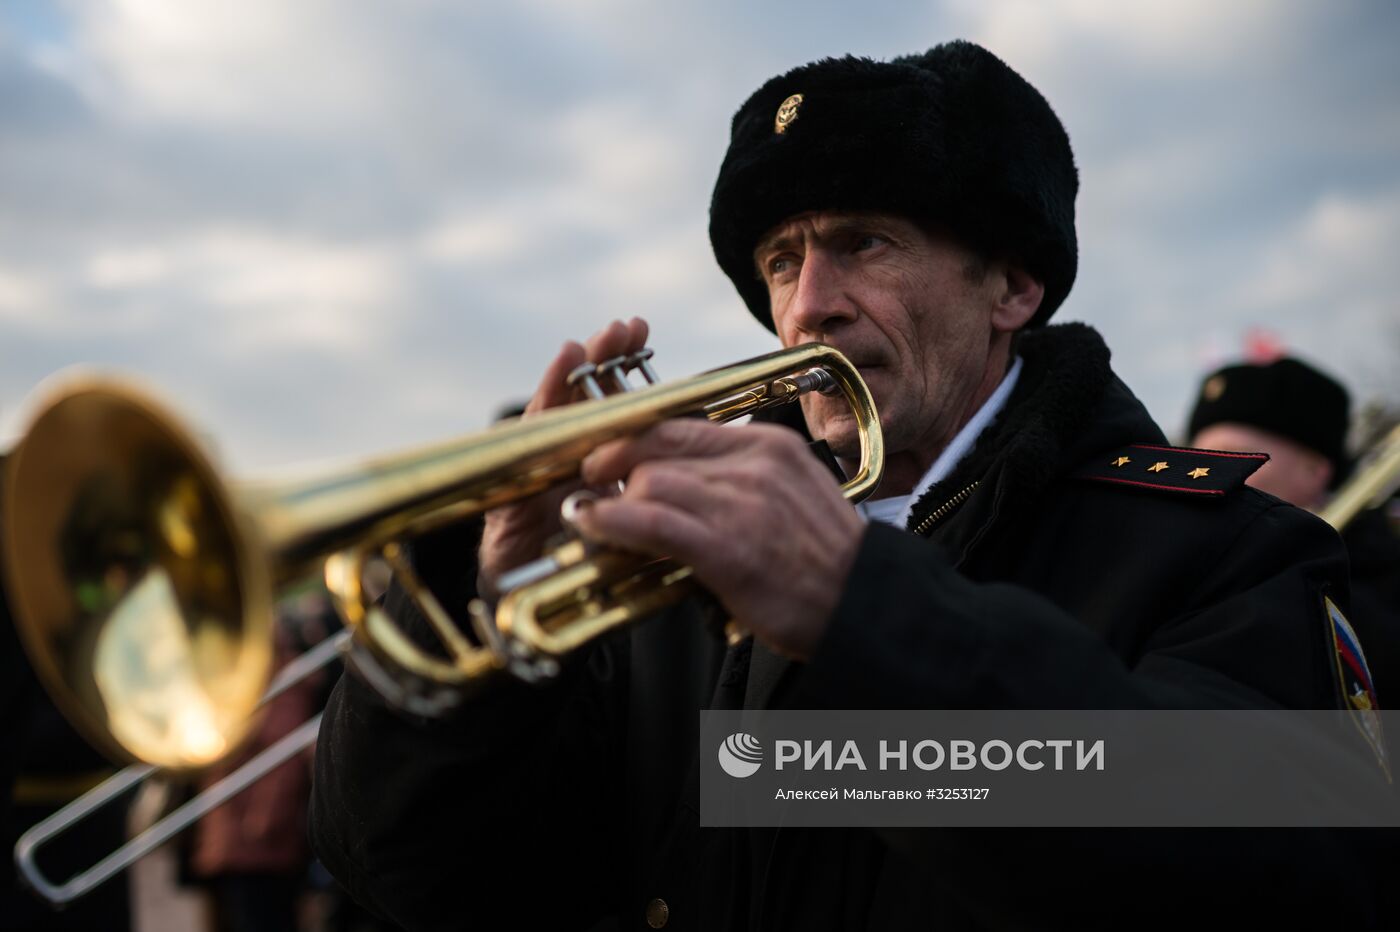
top-left (645, 897), bottom-right (670, 928)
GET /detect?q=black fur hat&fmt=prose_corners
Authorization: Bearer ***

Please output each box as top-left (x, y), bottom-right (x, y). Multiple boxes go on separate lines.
top-left (709, 41), bottom-right (1078, 332)
top-left (1188, 357), bottom-right (1352, 486)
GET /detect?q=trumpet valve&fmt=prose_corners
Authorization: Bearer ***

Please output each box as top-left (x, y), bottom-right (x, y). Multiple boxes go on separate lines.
top-left (629, 347), bottom-right (660, 384)
top-left (566, 362), bottom-right (606, 400)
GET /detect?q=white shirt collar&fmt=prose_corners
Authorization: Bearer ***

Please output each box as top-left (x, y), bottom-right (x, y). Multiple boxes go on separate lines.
top-left (857, 354), bottom-right (1023, 528)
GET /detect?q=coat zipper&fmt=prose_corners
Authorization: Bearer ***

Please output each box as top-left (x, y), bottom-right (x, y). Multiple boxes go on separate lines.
top-left (912, 480), bottom-right (979, 537)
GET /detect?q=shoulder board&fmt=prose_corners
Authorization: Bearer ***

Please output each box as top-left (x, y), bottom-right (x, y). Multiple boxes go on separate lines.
top-left (1072, 443), bottom-right (1268, 498)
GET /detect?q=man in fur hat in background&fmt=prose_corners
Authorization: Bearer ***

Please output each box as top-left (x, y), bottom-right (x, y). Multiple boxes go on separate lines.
top-left (1189, 357), bottom-right (1400, 708)
top-left (311, 42), bottom-right (1394, 929)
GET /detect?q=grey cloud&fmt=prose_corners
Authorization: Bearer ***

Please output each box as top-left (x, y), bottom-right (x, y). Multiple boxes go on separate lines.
top-left (2, 1), bottom-right (1398, 472)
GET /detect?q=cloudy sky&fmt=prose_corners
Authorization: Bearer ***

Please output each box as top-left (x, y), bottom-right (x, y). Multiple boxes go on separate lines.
top-left (2, 0), bottom-right (1397, 474)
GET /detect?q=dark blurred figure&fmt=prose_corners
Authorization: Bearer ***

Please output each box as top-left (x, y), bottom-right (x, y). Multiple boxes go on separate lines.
top-left (2, 452), bottom-right (134, 932)
top-left (186, 604), bottom-right (325, 932)
top-left (290, 592), bottom-right (403, 932)
top-left (1189, 357), bottom-right (1400, 705)
top-left (184, 588), bottom-right (404, 932)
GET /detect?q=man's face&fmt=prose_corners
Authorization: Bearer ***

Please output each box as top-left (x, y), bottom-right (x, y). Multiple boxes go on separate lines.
top-left (1191, 422), bottom-right (1334, 508)
top-left (755, 210), bottom-right (1003, 467)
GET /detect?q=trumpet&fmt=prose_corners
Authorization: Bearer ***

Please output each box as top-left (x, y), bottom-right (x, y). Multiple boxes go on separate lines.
top-left (3, 343), bottom-right (883, 903)
top-left (1318, 422), bottom-right (1400, 532)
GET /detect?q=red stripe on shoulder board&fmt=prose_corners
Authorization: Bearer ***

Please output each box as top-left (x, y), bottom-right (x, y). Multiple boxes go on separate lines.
top-left (1129, 444), bottom-right (1268, 461)
top-left (1087, 476), bottom-right (1226, 496)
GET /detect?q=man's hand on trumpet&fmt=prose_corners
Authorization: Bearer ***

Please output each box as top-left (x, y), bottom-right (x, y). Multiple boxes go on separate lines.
top-left (479, 315), bottom-right (863, 661)
top-left (573, 416), bottom-right (865, 662)
top-left (478, 317), bottom-right (650, 592)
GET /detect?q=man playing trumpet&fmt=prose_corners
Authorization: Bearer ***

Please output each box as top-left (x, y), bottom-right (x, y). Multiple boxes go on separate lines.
top-left (312, 42), bottom-right (1391, 930)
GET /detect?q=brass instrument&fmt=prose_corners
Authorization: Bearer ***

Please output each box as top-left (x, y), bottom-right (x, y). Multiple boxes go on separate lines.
top-left (3, 343), bottom-right (884, 903)
top-left (1318, 423), bottom-right (1400, 532)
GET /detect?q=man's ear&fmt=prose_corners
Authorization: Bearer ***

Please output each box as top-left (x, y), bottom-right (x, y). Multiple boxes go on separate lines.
top-left (991, 263), bottom-right (1044, 334)
top-left (1312, 456), bottom-right (1335, 493)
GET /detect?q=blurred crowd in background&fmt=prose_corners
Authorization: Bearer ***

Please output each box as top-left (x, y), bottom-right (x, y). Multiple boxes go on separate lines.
top-left (2, 587), bottom-right (398, 932)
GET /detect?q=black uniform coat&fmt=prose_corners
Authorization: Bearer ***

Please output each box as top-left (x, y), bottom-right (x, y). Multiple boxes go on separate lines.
top-left (310, 325), bottom-right (1397, 931)
top-left (1343, 507), bottom-right (1400, 708)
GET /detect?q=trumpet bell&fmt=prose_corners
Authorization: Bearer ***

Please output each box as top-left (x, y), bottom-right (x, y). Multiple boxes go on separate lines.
top-left (2, 380), bottom-right (273, 770)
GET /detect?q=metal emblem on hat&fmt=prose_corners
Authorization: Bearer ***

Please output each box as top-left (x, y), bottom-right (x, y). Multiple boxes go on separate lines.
top-left (1203, 375), bottom-right (1226, 402)
top-left (775, 93), bottom-right (803, 134)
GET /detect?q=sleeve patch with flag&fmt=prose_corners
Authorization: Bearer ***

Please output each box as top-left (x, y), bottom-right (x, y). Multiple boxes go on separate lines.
top-left (1326, 596), bottom-right (1389, 780)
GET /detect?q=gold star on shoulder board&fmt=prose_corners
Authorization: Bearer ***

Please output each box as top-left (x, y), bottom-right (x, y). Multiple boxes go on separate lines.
top-left (1188, 467), bottom-right (1210, 479)
top-left (1148, 462), bottom-right (1169, 473)
top-left (1112, 456), bottom-right (1131, 467)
